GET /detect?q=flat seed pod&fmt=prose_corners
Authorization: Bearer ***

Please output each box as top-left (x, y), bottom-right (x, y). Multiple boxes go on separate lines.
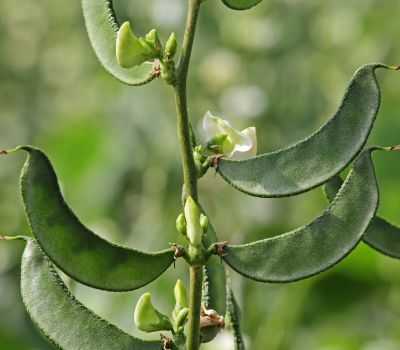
top-left (82, 0), bottom-right (155, 85)
top-left (201, 259), bottom-right (226, 342)
top-left (221, 0), bottom-right (263, 11)
top-left (223, 148), bottom-right (380, 282)
top-left (226, 288), bottom-right (245, 350)
top-left (18, 146), bottom-right (175, 291)
top-left (217, 64), bottom-right (398, 198)
top-left (21, 238), bottom-right (163, 350)
top-left (324, 175), bottom-right (400, 259)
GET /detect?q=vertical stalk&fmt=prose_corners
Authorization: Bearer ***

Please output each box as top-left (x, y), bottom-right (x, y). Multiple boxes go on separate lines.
top-left (173, 0), bottom-right (203, 349)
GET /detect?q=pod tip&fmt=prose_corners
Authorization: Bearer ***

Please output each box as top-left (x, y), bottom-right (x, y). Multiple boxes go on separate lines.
top-left (0, 235), bottom-right (27, 241)
top-left (387, 65), bottom-right (400, 71)
top-left (0, 146), bottom-right (22, 155)
top-left (383, 145), bottom-right (400, 151)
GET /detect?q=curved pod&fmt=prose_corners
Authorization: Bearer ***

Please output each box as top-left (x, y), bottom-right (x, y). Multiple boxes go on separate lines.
top-left (223, 148), bottom-right (380, 282)
top-left (201, 222), bottom-right (226, 343)
top-left (19, 146), bottom-right (174, 291)
top-left (217, 64), bottom-right (396, 198)
top-left (21, 239), bottom-right (163, 350)
top-left (226, 288), bottom-right (246, 350)
top-left (221, 0), bottom-right (263, 11)
top-left (325, 175), bottom-right (400, 259)
top-left (82, 0), bottom-right (155, 85)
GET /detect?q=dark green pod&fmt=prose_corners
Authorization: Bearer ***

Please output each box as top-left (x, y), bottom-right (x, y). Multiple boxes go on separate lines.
top-left (324, 175), bottom-right (400, 259)
top-left (82, 0), bottom-right (155, 85)
top-left (19, 146), bottom-right (175, 291)
top-left (217, 64), bottom-right (397, 198)
top-left (21, 238), bottom-right (163, 350)
top-left (226, 288), bottom-right (246, 350)
top-left (200, 211), bottom-right (226, 343)
top-left (221, 0), bottom-right (263, 11)
top-left (223, 148), bottom-right (380, 282)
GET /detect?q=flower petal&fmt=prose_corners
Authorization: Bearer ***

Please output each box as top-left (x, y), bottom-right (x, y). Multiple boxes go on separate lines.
top-left (231, 127), bottom-right (257, 160)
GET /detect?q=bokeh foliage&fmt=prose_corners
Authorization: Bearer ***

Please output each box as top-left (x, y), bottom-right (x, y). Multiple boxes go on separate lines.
top-left (0, 0), bottom-right (400, 349)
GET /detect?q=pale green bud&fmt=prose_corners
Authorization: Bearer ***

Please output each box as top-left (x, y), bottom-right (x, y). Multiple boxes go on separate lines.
top-left (145, 29), bottom-right (162, 49)
top-left (200, 214), bottom-right (209, 234)
top-left (175, 307), bottom-right (189, 328)
top-left (116, 21), bottom-right (150, 68)
top-left (184, 196), bottom-right (203, 247)
top-left (165, 32), bottom-right (177, 58)
top-left (115, 23), bottom-right (162, 68)
top-left (174, 279), bottom-right (188, 314)
top-left (176, 213), bottom-right (187, 238)
top-left (134, 293), bottom-right (173, 333)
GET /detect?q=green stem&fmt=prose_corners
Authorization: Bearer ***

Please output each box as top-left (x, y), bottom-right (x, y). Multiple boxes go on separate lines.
top-left (187, 267), bottom-right (203, 350)
top-left (173, 0), bottom-right (203, 349)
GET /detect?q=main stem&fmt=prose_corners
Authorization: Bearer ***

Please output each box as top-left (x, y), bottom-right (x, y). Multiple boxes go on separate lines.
top-left (173, 0), bottom-right (203, 349)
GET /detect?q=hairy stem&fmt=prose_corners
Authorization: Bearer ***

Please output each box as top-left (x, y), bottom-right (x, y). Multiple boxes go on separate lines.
top-left (187, 267), bottom-right (203, 350)
top-left (173, 0), bottom-right (203, 349)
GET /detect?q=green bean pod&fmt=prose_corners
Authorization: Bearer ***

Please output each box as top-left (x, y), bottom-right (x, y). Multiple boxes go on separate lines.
top-left (223, 147), bottom-right (381, 282)
top-left (324, 175), bottom-right (400, 259)
top-left (21, 238), bottom-right (163, 350)
top-left (221, 0), bottom-right (263, 11)
top-left (226, 288), bottom-right (246, 350)
top-left (201, 255), bottom-right (226, 342)
top-left (17, 146), bottom-right (175, 291)
top-left (217, 64), bottom-right (398, 198)
top-left (82, 0), bottom-right (155, 86)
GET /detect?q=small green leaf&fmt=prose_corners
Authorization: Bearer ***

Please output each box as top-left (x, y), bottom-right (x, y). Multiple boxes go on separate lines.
top-left (223, 148), bottom-right (380, 282)
top-left (82, 0), bottom-right (155, 85)
top-left (14, 146), bottom-right (175, 291)
top-left (217, 64), bottom-right (399, 197)
top-left (221, 0), bottom-right (263, 11)
top-left (21, 239), bottom-right (163, 350)
top-left (226, 288), bottom-right (246, 350)
top-left (324, 175), bottom-right (400, 259)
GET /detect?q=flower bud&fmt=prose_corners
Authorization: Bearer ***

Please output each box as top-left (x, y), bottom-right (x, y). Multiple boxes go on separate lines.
top-left (176, 213), bottom-right (187, 238)
top-left (134, 293), bottom-right (173, 333)
top-left (145, 29), bottom-right (162, 49)
top-left (165, 32), bottom-right (177, 58)
top-left (175, 307), bottom-right (189, 328)
top-left (200, 214), bottom-right (209, 234)
top-left (184, 196), bottom-right (203, 247)
top-left (173, 279), bottom-right (188, 314)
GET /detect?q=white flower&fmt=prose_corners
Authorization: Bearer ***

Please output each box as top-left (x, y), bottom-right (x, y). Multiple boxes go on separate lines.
top-left (201, 111), bottom-right (257, 160)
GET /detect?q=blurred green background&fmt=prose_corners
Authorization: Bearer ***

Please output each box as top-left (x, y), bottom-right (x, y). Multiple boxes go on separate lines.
top-left (1, 0), bottom-right (400, 349)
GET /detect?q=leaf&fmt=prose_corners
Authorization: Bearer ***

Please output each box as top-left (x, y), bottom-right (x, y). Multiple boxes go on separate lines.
top-left (324, 175), bottom-right (400, 259)
top-left (18, 146), bottom-right (175, 291)
top-left (217, 64), bottom-right (398, 198)
top-left (221, 0), bottom-right (263, 11)
top-left (21, 238), bottom-right (163, 350)
top-left (222, 148), bottom-right (380, 282)
top-left (226, 288), bottom-right (246, 350)
top-left (82, 0), bottom-right (155, 86)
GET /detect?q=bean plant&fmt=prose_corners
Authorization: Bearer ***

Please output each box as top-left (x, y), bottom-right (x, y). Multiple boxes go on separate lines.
top-left (1, 0), bottom-right (400, 349)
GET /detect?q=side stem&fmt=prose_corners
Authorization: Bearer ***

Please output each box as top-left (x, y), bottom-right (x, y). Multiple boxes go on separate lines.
top-left (173, 0), bottom-right (203, 349)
